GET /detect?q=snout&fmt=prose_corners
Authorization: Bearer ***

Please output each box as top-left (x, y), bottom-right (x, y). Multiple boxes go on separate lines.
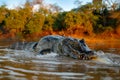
top-left (85, 51), bottom-right (95, 55)
top-left (86, 51), bottom-right (98, 60)
top-left (78, 51), bottom-right (97, 60)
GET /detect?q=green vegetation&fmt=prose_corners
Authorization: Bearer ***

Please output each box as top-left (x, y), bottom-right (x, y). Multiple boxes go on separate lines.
top-left (0, 0), bottom-right (120, 40)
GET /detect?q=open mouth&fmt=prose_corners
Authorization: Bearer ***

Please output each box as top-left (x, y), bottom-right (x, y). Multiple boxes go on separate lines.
top-left (78, 51), bottom-right (97, 60)
top-left (89, 55), bottom-right (98, 60)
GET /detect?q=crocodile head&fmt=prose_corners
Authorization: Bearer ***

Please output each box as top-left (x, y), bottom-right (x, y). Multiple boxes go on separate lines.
top-left (78, 39), bottom-right (97, 60)
top-left (62, 38), bottom-right (96, 60)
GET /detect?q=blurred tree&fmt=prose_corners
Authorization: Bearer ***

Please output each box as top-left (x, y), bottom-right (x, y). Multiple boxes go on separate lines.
top-left (53, 12), bottom-right (66, 31)
top-left (43, 14), bottom-right (54, 31)
top-left (18, 1), bottom-right (33, 35)
top-left (0, 5), bottom-right (7, 23)
top-left (0, 0), bottom-right (120, 39)
top-left (93, 0), bottom-right (102, 4)
top-left (64, 11), bottom-right (82, 28)
top-left (4, 9), bottom-right (24, 33)
top-left (74, 0), bottom-right (82, 6)
top-left (111, 11), bottom-right (120, 35)
top-left (48, 4), bottom-right (63, 14)
top-left (0, 5), bottom-right (8, 33)
top-left (103, 0), bottom-right (119, 11)
top-left (24, 12), bottom-right (45, 34)
top-left (32, 0), bottom-right (44, 4)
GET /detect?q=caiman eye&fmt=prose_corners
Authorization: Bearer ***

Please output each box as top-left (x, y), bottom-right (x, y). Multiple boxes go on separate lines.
top-left (79, 39), bottom-right (86, 47)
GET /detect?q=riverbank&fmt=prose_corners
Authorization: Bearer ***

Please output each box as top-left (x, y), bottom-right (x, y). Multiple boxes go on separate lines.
top-left (0, 31), bottom-right (120, 43)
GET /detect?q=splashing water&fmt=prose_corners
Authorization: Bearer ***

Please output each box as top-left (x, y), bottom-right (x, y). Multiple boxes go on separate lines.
top-left (1, 48), bottom-right (120, 66)
top-left (94, 51), bottom-right (111, 64)
top-left (0, 47), bottom-right (120, 80)
top-left (85, 50), bottom-right (120, 67)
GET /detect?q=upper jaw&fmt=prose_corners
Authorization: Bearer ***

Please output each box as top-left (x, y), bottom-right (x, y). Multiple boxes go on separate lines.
top-left (85, 51), bottom-right (98, 60)
top-left (85, 50), bottom-right (95, 55)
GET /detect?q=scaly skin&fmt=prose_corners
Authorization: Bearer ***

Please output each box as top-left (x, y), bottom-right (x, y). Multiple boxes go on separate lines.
top-left (10, 35), bottom-right (96, 60)
top-left (34, 35), bottom-right (96, 60)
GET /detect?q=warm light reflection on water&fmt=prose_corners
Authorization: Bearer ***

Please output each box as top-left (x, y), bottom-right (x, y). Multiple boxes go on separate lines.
top-left (87, 41), bottom-right (120, 54)
top-left (0, 41), bottom-right (120, 80)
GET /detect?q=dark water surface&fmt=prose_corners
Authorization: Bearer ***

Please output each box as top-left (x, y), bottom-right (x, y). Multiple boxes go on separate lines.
top-left (0, 41), bottom-right (120, 80)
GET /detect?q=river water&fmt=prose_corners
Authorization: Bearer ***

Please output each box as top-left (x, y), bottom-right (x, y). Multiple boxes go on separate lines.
top-left (0, 41), bottom-right (120, 80)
